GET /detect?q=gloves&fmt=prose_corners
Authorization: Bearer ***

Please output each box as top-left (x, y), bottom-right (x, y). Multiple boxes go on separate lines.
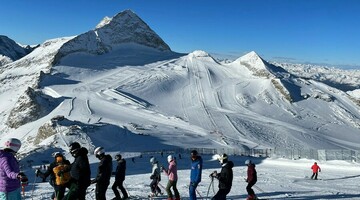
top-left (150, 175), bottom-right (155, 179)
top-left (90, 179), bottom-right (97, 184)
top-left (209, 170), bottom-right (217, 178)
top-left (57, 171), bottom-right (63, 176)
top-left (17, 173), bottom-right (28, 183)
top-left (160, 166), bottom-right (164, 171)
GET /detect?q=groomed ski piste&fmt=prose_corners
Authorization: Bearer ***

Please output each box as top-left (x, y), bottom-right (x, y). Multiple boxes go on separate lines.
top-left (21, 153), bottom-right (360, 200)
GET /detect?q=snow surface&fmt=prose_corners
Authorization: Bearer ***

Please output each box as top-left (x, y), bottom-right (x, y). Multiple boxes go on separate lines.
top-left (20, 153), bottom-right (360, 200)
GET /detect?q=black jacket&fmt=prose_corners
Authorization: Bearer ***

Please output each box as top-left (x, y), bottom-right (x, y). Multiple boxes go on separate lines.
top-left (94, 154), bottom-right (113, 184)
top-left (217, 161), bottom-right (234, 190)
top-left (114, 159), bottom-right (126, 182)
top-left (70, 147), bottom-right (91, 186)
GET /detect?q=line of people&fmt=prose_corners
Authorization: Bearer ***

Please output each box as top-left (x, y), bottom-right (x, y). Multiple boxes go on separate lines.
top-left (0, 138), bottom-right (322, 200)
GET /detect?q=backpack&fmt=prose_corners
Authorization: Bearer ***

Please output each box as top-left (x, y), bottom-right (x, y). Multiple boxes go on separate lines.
top-left (53, 164), bottom-right (71, 185)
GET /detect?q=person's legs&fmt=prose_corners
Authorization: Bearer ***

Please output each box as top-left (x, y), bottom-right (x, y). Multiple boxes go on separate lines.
top-left (189, 184), bottom-right (197, 200)
top-left (172, 181), bottom-right (180, 199)
top-left (96, 182), bottom-right (109, 200)
top-left (314, 172), bottom-right (318, 179)
top-left (112, 181), bottom-right (121, 199)
top-left (165, 181), bottom-right (173, 198)
top-left (246, 182), bottom-right (255, 196)
top-left (118, 180), bottom-right (128, 199)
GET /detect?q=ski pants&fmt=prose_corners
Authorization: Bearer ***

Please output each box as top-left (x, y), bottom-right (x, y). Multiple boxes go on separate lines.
top-left (96, 181), bottom-right (110, 200)
top-left (189, 183), bottom-right (198, 200)
top-left (311, 172), bottom-right (319, 179)
top-left (63, 181), bottom-right (89, 200)
top-left (0, 188), bottom-right (21, 200)
top-left (53, 184), bottom-right (66, 200)
top-left (246, 181), bottom-right (256, 196)
top-left (165, 180), bottom-right (180, 199)
top-left (112, 180), bottom-right (128, 199)
top-left (150, 179), bottom-right (161, 194)
top-left (212, 188), bottom-right (231, 200)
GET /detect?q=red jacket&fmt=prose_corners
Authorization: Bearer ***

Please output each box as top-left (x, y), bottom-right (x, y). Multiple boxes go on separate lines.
top-left (311, 163), bottom-right (321, 173)
top-left (247, 163), bottom-right (257, 183)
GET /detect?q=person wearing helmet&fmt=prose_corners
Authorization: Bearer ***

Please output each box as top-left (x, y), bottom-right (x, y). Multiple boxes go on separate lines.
top-left (35, 152), bottom-right (71, 200)
top-left (149, 156), bottom-right (162, 197)
top-left (62, 142), bottom-right (91, 200)
top-left (311, 162), bottom-right (321, 180)
top-left (161, 155), bottom-right (180, 200)
top-left (189, 150), bottom-right (202, 200)
top-left (245, 159), bottom-right (257, 200)
top-left (0, 138), bottom-right (27, 200)
top-left (91, 147), bottom-right (113, 200)
top-left (112, 153), bottom-right (128, 200)
top-left (210, 154), bottom-right (234, 200)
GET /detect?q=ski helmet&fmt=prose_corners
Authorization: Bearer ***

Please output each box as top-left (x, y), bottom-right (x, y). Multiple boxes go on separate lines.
top-left (245, 159), bottom-right (252, 165)
top-left (52, 152), bottom-right (62, 157)
top-left (69, 142), bottom-right (81, 153)
top-left (218, 153), bottom-right (228, 164)
top-left (94, 147), bottom-right (105, 156)
top-left (114, 153), bottom-right (122, 161)
top-left (3, 138), bottom-right (21, 153)
top-left (150, 157), bottom-right (156, 164)
top-left (167, 155), bottom-right (173, 162)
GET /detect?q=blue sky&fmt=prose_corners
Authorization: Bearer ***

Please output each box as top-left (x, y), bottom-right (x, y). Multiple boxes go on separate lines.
top-left (1, 0), bottom-right (359, 68)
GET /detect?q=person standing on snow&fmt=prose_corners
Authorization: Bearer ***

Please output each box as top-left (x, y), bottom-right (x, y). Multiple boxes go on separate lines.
top-left (91, 147), bottom-right (113, 200)
top-left (189, 150), bottom-right (202, 200)
top-left (311, 162), bottom-right (321, 180)
top-left (0, 138), bottom-right (28, 200)
top-left (149, 156), bottom-right (162, 197)
top-left (62, 142), bottom-right (91, 200)
top-left (245, 159), bottom-right (257, 200)
top-left (161, 155), bottom-right (180, 200)
top-left (209, 154), bottom-right (234, 200)
top-left (112, 153), bottom-right (128, 200)
top-left (36, 152), bottom-right (71, 200)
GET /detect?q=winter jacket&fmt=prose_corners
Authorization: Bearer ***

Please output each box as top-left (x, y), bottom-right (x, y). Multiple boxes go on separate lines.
top-left (163, 160), bottom-right (178, 181)
top-left (114, 159), bottom-right (126, 182)
top-left (246, 163), bottom-right (257, 183)
top-left (39, 158), bottom-right (71, 186)
top-left (94, 154), bottom-right (113, 184)
top-left (217, 161), bottom-right (234, 190)
top-left (0, 150), bottom-right (20, 192)
top-left (150, 161), bottom-right (161, 181)
top-left (190, 156), bottom-right (202, 184)
top-left (69, 147), bottom-right (91, 186)
top-left (311, 163), bottom-right (321, 173)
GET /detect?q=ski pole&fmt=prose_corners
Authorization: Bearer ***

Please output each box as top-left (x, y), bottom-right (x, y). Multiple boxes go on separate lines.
top-left (207, 177), bottom-right (214, 199)
top-left (31, 174), bottom-right (38, 199)
top-left (195, 188), bottom-right (202, 198)
top-left (243, 178), bottom-right (265, 193)
top-left (157, 182), bottom-right (166, 191)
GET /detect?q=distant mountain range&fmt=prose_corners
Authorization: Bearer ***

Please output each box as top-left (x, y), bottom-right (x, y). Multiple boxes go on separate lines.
top-left (1, 10), bottom-right (359, 156)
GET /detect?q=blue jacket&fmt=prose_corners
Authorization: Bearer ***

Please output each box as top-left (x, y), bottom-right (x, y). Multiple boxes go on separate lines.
top-left (190, 156), bottom-right (202, 184)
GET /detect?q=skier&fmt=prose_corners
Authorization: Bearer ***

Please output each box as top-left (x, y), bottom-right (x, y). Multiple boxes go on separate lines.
top-left (0, 138), bottom-right (28, 200)
top-left (245, 159), bottom-right (257, 200)
top-left (112, 153), bottom-right (129, 200)
top-left (311, 162), bottom-right (321, 180)
top-left (209, 154), bottom-right (234, 200)
top-left (62, 142), bottom-right (91, 200)
top-left (189, 150), bottom-right (202, 200)
top-left (91, 147), bottom-right (113, 200)
top-left (36, 152), bottom-right (71, 200)
top-left (149, 156), bottom-right (162, 197)
top-left (161, 155), bottom-right (180, 200)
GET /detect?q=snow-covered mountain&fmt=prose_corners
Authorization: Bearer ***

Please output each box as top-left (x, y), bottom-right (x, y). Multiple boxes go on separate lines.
top-left (1, 9), bottom-right (360, 162)
top-left (0, 35), bottom-right (37, 66)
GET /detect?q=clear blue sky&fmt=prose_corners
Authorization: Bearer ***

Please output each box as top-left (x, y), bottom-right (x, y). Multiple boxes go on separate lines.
top-left (1, 0), bottom-right (360, 68)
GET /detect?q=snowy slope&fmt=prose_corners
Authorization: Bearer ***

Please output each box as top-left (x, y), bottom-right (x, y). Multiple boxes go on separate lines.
top-left (0, 35), bottom-right (35, 66)
top-left (0, 9), bottom-right (359, 171)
